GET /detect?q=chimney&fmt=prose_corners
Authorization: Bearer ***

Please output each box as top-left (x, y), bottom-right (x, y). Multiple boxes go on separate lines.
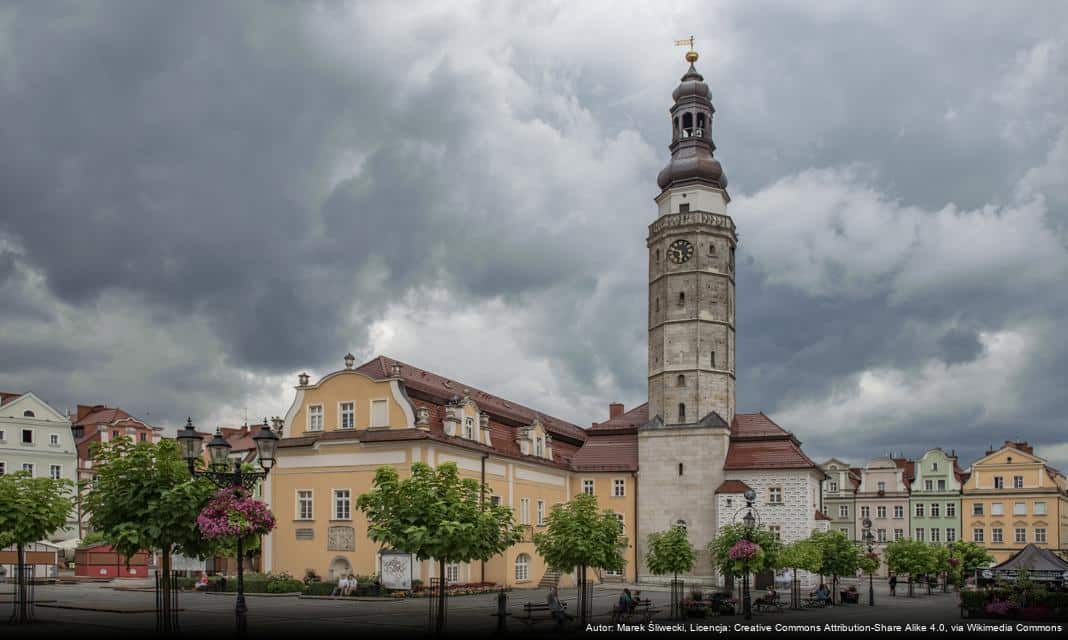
top-left (609, 403), bottom-right (624, 419)
top-left (75, 404), bottom-right (95, 422)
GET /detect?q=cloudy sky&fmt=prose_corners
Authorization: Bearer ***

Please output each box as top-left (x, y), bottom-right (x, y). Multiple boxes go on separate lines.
top-left (2, 1), bottom-right (1066, 470)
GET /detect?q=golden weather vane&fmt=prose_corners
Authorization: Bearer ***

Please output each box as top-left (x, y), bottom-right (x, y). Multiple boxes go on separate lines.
top-left (674, 35), bottom-right (699, 63)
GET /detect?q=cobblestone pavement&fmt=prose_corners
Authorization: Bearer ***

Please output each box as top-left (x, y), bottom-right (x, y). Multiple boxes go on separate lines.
top-left (1, 577), bottom-right (1060, 638)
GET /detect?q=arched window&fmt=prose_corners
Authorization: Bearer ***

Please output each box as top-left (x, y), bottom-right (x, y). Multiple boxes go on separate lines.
top-left (676, 374), bottom-right (686, 387)
top-left (463, 417), bottom-right (474, 439)
top-left (678, 292), bottom-right (685, 306)
top-left (682, 113), bottom-right (693, 138)
top-left (696, 113), bottom-right (706, 137)
top-left (709, 242), bottom-right (716, 255)
top-left (676, 519), bottom-right (688, 529)
top-left (515, 553), bottom-right (531, 582)
top-left (678, 463), bottom-right (684, 476)
top-left (655, 298), bottom-right (660, 312)
top-left (23, 410), bottom-right (35, 418)
top-left (673, 117), bottom-right (679, 140)
top-left (710, 351), bottom-right (717, 368)
top-left (678, 403), bottom-right (686, 422)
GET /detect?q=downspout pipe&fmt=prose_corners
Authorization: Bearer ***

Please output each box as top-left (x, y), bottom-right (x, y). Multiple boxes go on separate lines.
top-left (633, 470), bottom-right (639, 584)
top-left (481, 453), bottom-right (489, 583)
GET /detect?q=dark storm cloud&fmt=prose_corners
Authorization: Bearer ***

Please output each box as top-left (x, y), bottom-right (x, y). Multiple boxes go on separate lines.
top-left (1, 0), bottom-right (1066, 472)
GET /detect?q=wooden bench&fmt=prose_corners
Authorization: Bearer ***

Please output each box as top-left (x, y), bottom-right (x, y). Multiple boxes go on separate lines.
top-left (612, 598), bottom-right (660, 624)
top-left (517, 601), bottom-right (568, 627)
top-left (754, 596), bottom-right (785, 613)
top-left (802, 596), bottom-right (828, 608)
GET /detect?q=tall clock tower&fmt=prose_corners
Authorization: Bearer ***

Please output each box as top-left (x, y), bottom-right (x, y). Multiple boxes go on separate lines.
top-left (637, 46), bottom-right (736, 582)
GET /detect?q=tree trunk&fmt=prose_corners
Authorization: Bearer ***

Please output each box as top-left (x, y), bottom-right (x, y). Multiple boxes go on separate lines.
top-left (436, 560), bottom-right (446, 635)
top-left (161, 547), bottom-right (172, 632)
top-left (15, 542), bottom-right (28, 623)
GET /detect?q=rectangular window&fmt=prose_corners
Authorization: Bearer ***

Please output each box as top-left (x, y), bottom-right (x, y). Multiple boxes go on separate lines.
top-left (877, 481), bottom-right (886, 492)
top-left (768, 525), bottom-right (781, 541)
top-left (463, 417), bottom-right (474, 439)
top-left (915, 528), bottom-right (925, 542)
top-left (1013, 475), bottom-right (1024, 489)
top-left (710, 352), bottom-right (716, 368)
top-left (947, 503), bottom-right (956, 517)
top-left (993, 476), bottom-right (1004, 489)
top-left (334, 489), bottom-right (350, 520)
top-left (877, 506), bottom-right (887, 519)
top-left (894, 505), bottom-right (904, 519)
top-left (893, 529), bottom-right (903, 541)
top-left (1035, 528), bottom-right (1047, 544)
top-left (1034, 502), bottom-right (1046, 516)
top-left (445, 564), bottom-right (460, 584)
top-left (946, 528), bottom-right (956, 543)
top-left (972, 503), bottom-right (984, 516)
top-left (613, 513), bottom-right (625, 534)
top-left (930, 528), bottom-right (940, 542)
top-left (340, 402), bottom-right (354, 429)
top-left (139, 432), bottom-right (147, 442)
top-left (678, 203), bottom-right (690, 213)
top-left (876, 528), bottom-right (885, 542)
top-left (839, 527), bottom-right (849, 536)
top-left (613, 479), bottom-right (625, 497)
top-left (22, 463), bottom-right (34, 475)
top-left (839, 505), bottom-right (849, 519)
top-left (371, 400), bottom-right (388, 427)
top-left (924, 480), bottom-right (933, 491)
top-left (307, 405), bottom-right (323, 432)
top-left (932, 462), bottom-right (939, 471)
top-left (931, 503), bottom-right (940, 518)
top-left (991, 502), bottom-right (1004, 516)
top-left (490, 495), bottom-right (501, 507)
top-left (582, 479), bottom-right (594, 496)
top-left (537, 500), bottom-right (545, 526)
top-left (49, 433), bottom-right (60, 446)
top-left (860, 506), bottom-right (870, 519)
top-left (520, 498), bottom-right (530, 525)
top-left (49, 464), bottom-right (61, 480)
top-left (0, 429), bottom-right (5, 441)
top-left (0, 461), bottom-right (5, 475)
top-left (297, 490), bottom-right (313, 520)
top-left (768, 487), bottom-right (782, 504)
top-left (829, 481), bottom-right (838, 492)
top-left (1014, 528), bottom-right (1026, 543)
top-left (937, 479), bottom-right (946, 491)
top-left (973, 528), bottom-right (984, 543)
top-left (21, 429), bottom-right (33, 444)
top-left (1014, 502), bottom-right (1026, 516)
top-left (915, 503), bottom-right (924, 518)
top-left (991, 528), bottom-right (1003, 543)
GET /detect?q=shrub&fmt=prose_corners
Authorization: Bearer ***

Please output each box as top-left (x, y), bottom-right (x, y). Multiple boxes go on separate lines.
top-left (303, 581), bottom-right (338, 596)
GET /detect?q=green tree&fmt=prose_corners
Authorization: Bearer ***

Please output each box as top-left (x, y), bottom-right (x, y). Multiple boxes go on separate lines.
top-left (947, 540), bottom-right (994, 589)
top-left (809, 530), bottom-right (860, 604)
top-left (534, 492), bottom-right (626, 627)
top-left (707, 522), bottom-right (783, 577)
top-left (779, 538), bottom-right (823, 608)
top-left (884, 538), bottom-right (936, 596)
top-left (646, 524), bottom-right (695, 617)
top-left (357, 462), bottom-right (522, 634)
top-left (0, 472), bottom-right (74, 623)
top-left (83, 438), bottom-right (216, 628)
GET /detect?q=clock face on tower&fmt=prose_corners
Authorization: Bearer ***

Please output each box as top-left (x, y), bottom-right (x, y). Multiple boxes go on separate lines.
top-left (667, 239), bottom-right (694, 264)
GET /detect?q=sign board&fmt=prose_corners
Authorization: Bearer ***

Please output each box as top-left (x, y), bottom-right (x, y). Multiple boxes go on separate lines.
top-left (379, 551), bottom-right (413, 590)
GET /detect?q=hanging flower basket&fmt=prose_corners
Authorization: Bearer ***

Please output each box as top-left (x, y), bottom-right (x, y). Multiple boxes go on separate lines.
top-left (197, 486), bottom-right (276, 539)
top-left (728, 540), bottom-right (761, 561)
top-left (948, 557), bottom-right (960, 568)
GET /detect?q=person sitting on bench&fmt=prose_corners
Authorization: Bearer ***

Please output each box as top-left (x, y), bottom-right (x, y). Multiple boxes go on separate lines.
top-left (814, 583), bottom-right (830, 605)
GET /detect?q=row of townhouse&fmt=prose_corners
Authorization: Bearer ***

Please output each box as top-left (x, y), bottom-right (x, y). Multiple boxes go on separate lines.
top-left (821, 441), bottom-right (1068, 575)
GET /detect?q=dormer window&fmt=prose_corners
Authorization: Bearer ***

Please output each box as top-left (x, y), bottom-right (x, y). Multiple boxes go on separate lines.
top-left (463, 417), bottom-right (474, 439)
top-left (535, 437), bottom-right (543, 458)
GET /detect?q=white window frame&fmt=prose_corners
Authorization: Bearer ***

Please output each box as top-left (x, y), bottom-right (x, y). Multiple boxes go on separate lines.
top-left (1013, 502), bottom-right (1026, 516)
top-left (924, 480), bottom-right (933, 491)
top-left (931, 503), bottom-right (940, 518)
top-left (930, 528), bottom-right (940, 542)
top-left (22, 463), bottom-right (34, 476)
top-left (1035, 528), bottom-right (1047, 543)
top-left (1014, 528), bottom-right (1026, 544)
top-left (49, 433), bottom-right (60, 446)
top-left (893, 529), bottom-right (903, 541)
top-left (463, 417), bottom-right (475, 440)
top-left (829, 481), bottom-right (838, 492)
top-left (334, 489), bottom-right (351, 521)
top-left (0, 428), bottom-right (5, 442)
top-left (991, 502), bottom-right (1004, 516)
top-left (445, 563), bottom-right (460, 584)
top-left (878, 529), bottom-right (887, 542)
top-left (582, 479), bottom-right (594, 496)
top-left (877, 505), bottom-right (887, 519)
top-left (536, 500), bottom-right (545, 526)
top-left (1034, 502), bottom-right (1046, 516)
top-left (860, 506), bottom-right (870, 519)
top-left (21, 429), bottom-right (34, 445)
top-left (973, 528), bottom-right (984, 542)
top-left (838, 505), bottom-right (849, 519)
top-left (915, 503), bottom-right (924, 518)
top-left (515, 554), bottom-right (530, 582)
top-left (937, 479), bottom-right (946, 491)
top-left (973, 503), bottom-right (984, 516)
top-left (296, 490), bottom-right (314, 521)
top-left (915, 528), bottom-right (924, 542)
top-left (768, 487), bottom-right (783, 504)
top-left (1013, 475), bottom-right (1024, 489)
top-left (768, 525), bottom-right (781, 541)
top-left (894, 505), bottom-right (904, 519)
top-left (877, 481), bottom-right (886, 492)
top-left (946, 503), bottom-right (956, 517)
top-left (613, 479), bottom-right (625, 497)
top-left (307, 405), bottom-right (324, 432)
top-left (520, 498), bottom-right (530, 525)
top-left (49, 464), bottom-right (62, 480)
top-left (946, 528), bottom-right (956, 543)
top-left (991, 528), bottom-right (1003, 543)
top-left (339, 402), bottom-right (355, 429)
top-left (993, 476), bottom-right (1004, 489)
top-left (370, 399), bottom-right (389, 428)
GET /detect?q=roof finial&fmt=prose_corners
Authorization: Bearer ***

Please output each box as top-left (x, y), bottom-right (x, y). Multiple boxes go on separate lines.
top-left (674, 35), bottom-right (698, 64)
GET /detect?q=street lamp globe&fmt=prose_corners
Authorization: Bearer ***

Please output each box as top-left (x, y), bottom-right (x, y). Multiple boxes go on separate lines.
top-left (176, 418), bottom-right (204, 463)
top-left (862, 517), bottom-right (872, 530)
top-left (252, 418), bottom-right (279, 471)
top-left (207, 429), bottom-right (232, 467)
top-left (743, 488), bottom-right (756, 503)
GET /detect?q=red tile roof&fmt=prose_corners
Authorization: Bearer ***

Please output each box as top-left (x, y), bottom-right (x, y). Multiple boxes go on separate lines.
top-left (714, 480), bottom-right (753, 494)
top-left (570, 432), bottom-right (637, 472)
top-left (724, 412), bottom-right (821, 471)
top-left (590, 403), bottom-right (648, 431)
top-left (0, 392), bottom-right (22, 406)
top-left (893, 458), bottom-right (915, 483)
top-left (815, 510), bottom-right (832, 521)
top-left (356, 356), bottom-right (587, 444)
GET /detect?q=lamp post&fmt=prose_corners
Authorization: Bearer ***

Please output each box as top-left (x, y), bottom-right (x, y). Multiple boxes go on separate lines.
top-left (741, 488), bottom-right (757, 621)
top-left (177, 418), bottom-right (278, 637)
top-left (862, 517), bottom-right (875, 607)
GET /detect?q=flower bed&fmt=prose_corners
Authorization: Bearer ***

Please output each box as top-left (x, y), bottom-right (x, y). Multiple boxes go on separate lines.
top-left (410, 581), bottom-right (506, 598)
top-left (961, 588), bottom-right (1068, 620)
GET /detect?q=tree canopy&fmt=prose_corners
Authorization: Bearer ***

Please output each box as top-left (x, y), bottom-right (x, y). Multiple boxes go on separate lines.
top-left (947, 540), bottom-right (994, 586)
top-left (779, 538), bottom-right (823, 574)
top-left (0, 471), bottom-right (74, 549)
top-left (645, 524), bottom-right (695, 578)
top-left (533, 492), bottom-right (627, 575)
top-left (884, 538), bottom-right (937, 580)
top-left (809, 530), bottom-right (860, 579)
top-left (707, 523), bottom-right (782, 577)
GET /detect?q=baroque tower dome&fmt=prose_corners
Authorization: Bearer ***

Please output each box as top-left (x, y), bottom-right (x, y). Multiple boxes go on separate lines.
top-left (656, 56), bottom-right (727, 192)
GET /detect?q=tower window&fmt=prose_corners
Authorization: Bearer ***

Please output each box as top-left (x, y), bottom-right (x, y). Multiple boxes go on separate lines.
top-left (711, 351), bottom-right (716, 368)
top-left (678, 463), bottom-right (684, 476)
top-left (678, 403), bottom-right (686, 422)
top-left (673, 117), bottom-right (679, 140)
top-left (679, 203), bottom-right (690, 213)
top-left (678, 292), bottom-right (685, 306)
top-left (709, 243), bottom-right (715, 254)
top-left (655, 298), bottom-right (660, 312)
top-left (656, 249), bottom-right (660, 261)
top-left (676, 374), bottom-right (686, 387)
top-left (696, 113), bottom-right (706, 137)
top-left (681, 112), bottom-right (693, 138)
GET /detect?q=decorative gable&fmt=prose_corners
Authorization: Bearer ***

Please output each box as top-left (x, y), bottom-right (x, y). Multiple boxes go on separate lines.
top-left (515, 417), bottom-right (553, 461)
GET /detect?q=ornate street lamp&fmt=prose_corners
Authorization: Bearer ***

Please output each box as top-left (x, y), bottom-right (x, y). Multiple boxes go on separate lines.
top-left (177, 417), bottom-right (278, 637)
top-left (862, 517), bottom-right (875, 607)
top-left (737, 488), bottom-right (759, 620)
